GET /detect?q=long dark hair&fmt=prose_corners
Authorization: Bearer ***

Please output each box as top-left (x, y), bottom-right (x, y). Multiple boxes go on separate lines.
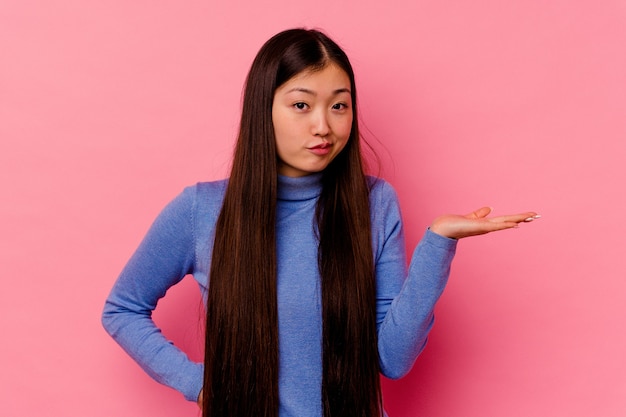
top-left (202, 28), bottom-right (381, 417)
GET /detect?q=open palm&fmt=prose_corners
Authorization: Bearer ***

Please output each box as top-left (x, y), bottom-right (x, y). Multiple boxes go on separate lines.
top-left (430, 207), bottom-right (540, 240)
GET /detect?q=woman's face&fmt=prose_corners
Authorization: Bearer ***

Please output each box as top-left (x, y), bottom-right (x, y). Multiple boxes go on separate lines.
top-left (272, 64), bottom-right (353, 177)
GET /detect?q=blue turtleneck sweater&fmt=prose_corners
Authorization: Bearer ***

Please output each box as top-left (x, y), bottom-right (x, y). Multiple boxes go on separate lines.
top-left (102, 174), bottom-right (457, 416)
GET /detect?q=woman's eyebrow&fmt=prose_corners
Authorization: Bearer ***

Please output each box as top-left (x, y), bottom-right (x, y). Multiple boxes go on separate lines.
top-left (285, 87), bottom-right (351, 96)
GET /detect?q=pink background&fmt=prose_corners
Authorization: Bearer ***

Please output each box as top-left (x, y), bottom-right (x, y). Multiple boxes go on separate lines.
top-left (2, 1), bottom-right (625, 416)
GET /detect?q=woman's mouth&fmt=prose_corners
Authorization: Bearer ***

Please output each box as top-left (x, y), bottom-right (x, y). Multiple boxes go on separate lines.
top-left (308, 143), bottom-right (332, 156)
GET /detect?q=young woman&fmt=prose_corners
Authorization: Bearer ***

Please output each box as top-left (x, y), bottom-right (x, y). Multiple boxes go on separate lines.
top-left (102, 28), bottom-right (538, 417)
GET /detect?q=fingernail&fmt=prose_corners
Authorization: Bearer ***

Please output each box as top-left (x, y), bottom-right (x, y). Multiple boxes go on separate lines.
top-left (524, 217), bottom-right (534, 222)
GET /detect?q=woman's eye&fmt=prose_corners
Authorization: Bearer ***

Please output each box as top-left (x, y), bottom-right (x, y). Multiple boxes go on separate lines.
top-left (294, 102), bottom-right (308, 110)
top-left (332, 103), bottom-right (348, 110)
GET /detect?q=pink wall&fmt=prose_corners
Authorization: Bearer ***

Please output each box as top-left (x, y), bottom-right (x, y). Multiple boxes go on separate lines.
top-left (2, 1), bottom-right (625, 416)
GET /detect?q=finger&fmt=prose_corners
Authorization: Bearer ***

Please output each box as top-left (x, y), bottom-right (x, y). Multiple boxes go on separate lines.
top-left (467, 206), bottom-right (492, 219)
top-left (489, 212), bottom-right (540, 224)
top-left (523, 213), bottom-right (541, 222)
top-left (464, 220), bottom-right (520, 237)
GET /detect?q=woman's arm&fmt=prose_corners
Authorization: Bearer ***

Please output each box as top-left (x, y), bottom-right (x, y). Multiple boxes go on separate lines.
top-left (372, 181), bottom-right (537, 378)
top-left (101, 186), bottom-right (204, 402)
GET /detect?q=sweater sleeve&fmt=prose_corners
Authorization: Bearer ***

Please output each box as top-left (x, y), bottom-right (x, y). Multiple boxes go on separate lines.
top-left (372, 181), bottom-right (457, 379)
top-left (101, 186), bottom-right (204, 402)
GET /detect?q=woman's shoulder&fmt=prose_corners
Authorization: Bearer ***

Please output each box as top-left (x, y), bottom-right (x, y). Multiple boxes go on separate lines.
top-left (191, 178), bottom-right (229, 197)
top-left (170, 179), bottom-right (229, 216)
top-left (366, 176), bottom-right (399, 202)
top-left (366, 176), bottom-right (404, 238)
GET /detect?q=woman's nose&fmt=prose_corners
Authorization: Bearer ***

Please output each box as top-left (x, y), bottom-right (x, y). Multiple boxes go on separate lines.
top-left (312, 111), bottom-right (330, 137)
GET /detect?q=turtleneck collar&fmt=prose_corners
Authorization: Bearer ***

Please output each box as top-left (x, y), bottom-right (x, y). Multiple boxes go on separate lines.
top-left (277, 173), bottom-right (323, 202)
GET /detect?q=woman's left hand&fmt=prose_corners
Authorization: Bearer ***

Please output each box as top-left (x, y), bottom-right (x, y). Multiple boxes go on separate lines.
top-left (429, 207), bottom-right (540, 240)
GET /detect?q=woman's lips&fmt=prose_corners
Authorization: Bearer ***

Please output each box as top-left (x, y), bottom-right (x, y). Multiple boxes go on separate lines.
top-left (308, 143), bottom-right (331, 155)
